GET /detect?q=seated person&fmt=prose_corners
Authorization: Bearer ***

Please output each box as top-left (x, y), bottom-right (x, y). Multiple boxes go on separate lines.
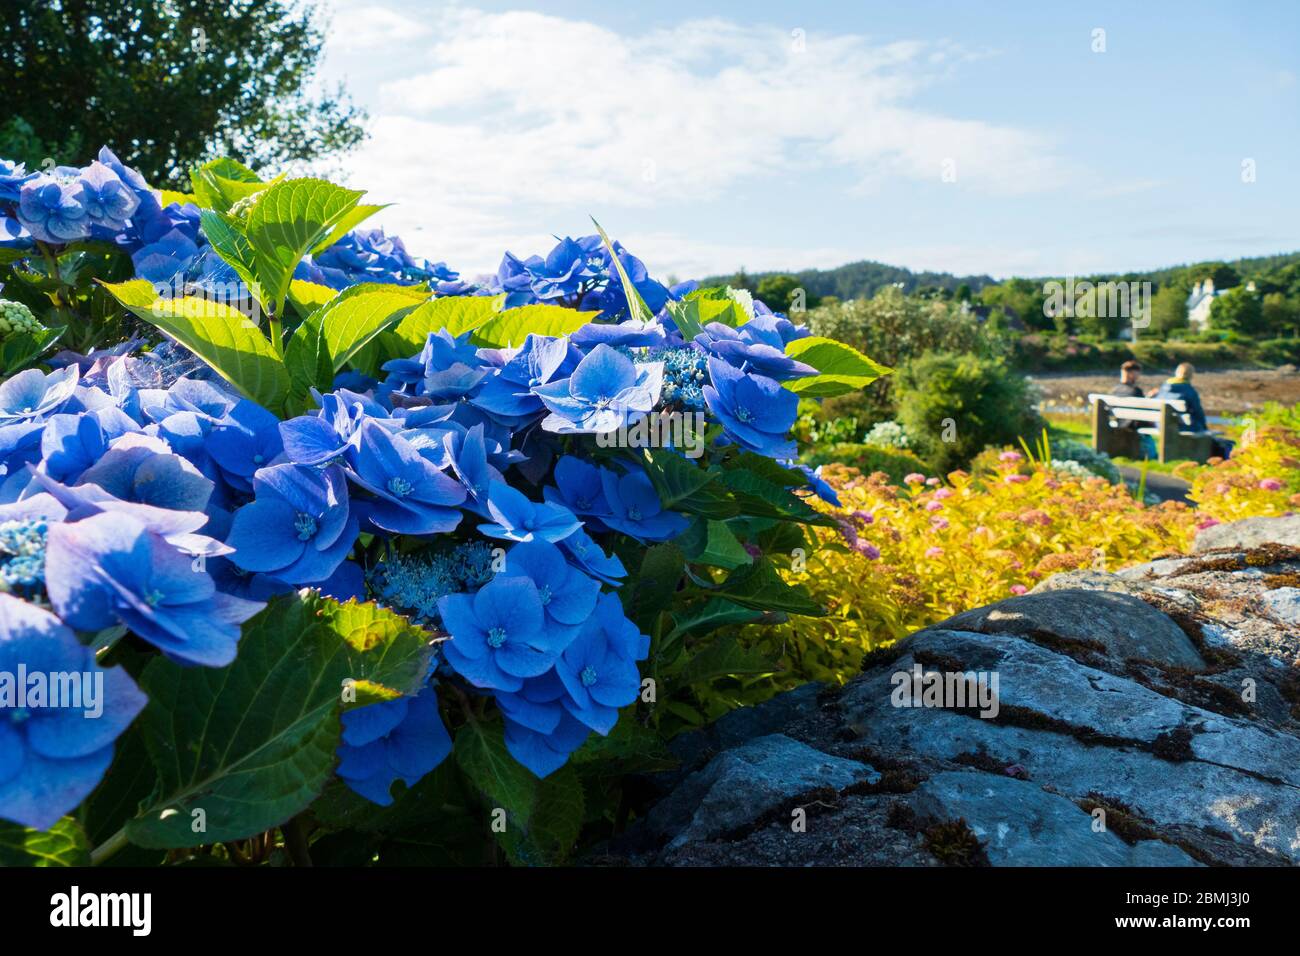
top-left (1110, 360), bottom-right (1144, 399)
top-left (1154, 363), bottom-right (1208, 431)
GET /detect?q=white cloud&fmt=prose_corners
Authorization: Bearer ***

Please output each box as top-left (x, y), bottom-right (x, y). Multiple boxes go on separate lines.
top-left (320, 4), bottom-right (1074, 275)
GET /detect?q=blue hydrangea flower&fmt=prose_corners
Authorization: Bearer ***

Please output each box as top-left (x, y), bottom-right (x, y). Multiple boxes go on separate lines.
top-left (543, 455), bottom-right (612, 518)
top-left (502, 709), bottom-right (592, 779)
top-left (702, 356), bottom-right (798, 459)
top-left (17, 173), bottom-right (90, 243)
top-left (0, 493), bottom-right (66, 600)
top-left (570, 318), bottom-right (666, 350)
top-left (693, 316), bottom-right (815, 381)
top-left (524, 236), bottom-right (601, 302)
top-left (45, 512), bottom-right (264, 667)
top-left (346, 421), bottom-right (466, 535)
top-left (437, 576), bottom-right (575, 691)
top-left (555, 593), bottom-right (649, 734)
top-left (0, 593), bottom-right (147, 830)
top-left (207, 399), bottom-right (286, 492)
top-left (583, 240), bottom-right (671, 317)
top-left (37, 407), bottom-right (141, 484)
top-left (0, 159), bottom-right (37, 203)
top-left (131, 228), bottom-right (201, 284)
top-left (382, 329), bottom-right (487, 402)
top-left (371, 541), bottom-right (495, 625)
top-left (655, 347), bottom-right (709, 409)
top-left (471, 334), bottom-right (577, 422)
top-left (557, 528), bottom-right (627, 586)
top-left (533, 343), bottom-right (662, 434)
top-left (0, 366), bottom-right (80, 425)
top-left (599, 465), bottom-right (689, 541)
top-left (225, 463), bottom-right (358, 584)
top-left (337, 686), bottom-right (452, 805)
top-left (479, 481), bottom-right (581, 544)
top-left (500, 539), bottom-right (600, 637)
top-left (76, 160), bottom-right (140, 235)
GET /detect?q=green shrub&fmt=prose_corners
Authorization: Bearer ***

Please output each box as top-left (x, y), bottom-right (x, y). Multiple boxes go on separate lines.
top-left (895, 351), bottom-right (1045, 472)
top-left (803, 442), bottom-right (928, 483)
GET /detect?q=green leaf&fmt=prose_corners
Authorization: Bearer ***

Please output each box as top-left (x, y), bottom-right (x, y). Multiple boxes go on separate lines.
top-left (189, 158), bottom-right (270, 213)
top-left (591, 217), bottom-right (652, 322)
top-left (497, 766), bottom-right (584, 866)
top-left (243, 178), bottom-right (366, 314)
top-left (664, 597), bottom-right (763, 648)
top-left (722, 467), bottom-right (834, 526)
top-left (125, 594), bottom-right (435, 849)
top-left (785, 336), bottom-right (892, 398)
top-left (717, 558), bottom-right (824, 616)
top-left (675, 635), bottom-right (776, 686)
top-left (622, 543), bottom-right (686, 633)
top-left (454, 720), bottom-right (538, 828)
top-left (199, 209), bottom-right (263, 300)
top-left (285, 283), bottom-right (430, 395)
top-left (682, 519), bottom-right (752, 570)
top-left (641, 448), bottom-right (738, 518)
top-left (101, 278), bottom-right (289, 409)
top-left (287, 279), bottom-right (338, 317)
top-left (310, 203), bottom-right (390, 255)
top-left (354, 294), bottom-right (503, 376)
top-left (158, 188), bottom-right (195, 208)
top-left (570, 714), bottom-right (675, 771)
top-left (470, 303), bottom-right (590, 348)
top-left (0, 324), bottom-right (65, 375)
top-left (0, 817), bottom-right (91, 867)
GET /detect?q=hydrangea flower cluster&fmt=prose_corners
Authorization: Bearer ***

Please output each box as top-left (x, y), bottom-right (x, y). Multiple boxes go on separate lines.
top-left (0, 146), bottom-right (852, 837)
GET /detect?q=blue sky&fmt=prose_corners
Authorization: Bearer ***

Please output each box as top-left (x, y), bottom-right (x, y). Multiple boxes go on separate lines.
top-left (316, 0), bottom-right (1299, 282)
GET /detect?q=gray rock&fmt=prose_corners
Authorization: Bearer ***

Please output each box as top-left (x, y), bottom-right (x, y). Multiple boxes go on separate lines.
top-left (644, 734), bottom-right (879, 849)
top-left (922, 589), bottom-right (1206, 670)
top-left (1195, 514), bottom-right (1300, 552)
top-left (843, 629), bottom-right (1300, 862)
top-left (1260, 587), bottom-right (1300, 625)
top-left (910, 771), bottom-right (1199, 866)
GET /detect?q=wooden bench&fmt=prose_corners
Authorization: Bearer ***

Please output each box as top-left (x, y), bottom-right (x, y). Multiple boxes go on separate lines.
top-left (1088, 393), bottom-right (1218, 463)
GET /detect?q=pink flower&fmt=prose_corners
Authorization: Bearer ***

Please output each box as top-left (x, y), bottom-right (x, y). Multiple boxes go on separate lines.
top-left (933, 487), bottom-right (953, 499)
top-left (1044, 478), bottom-right (1061, 489)
top-left (924, 500), bottom-right (943, 512)
top-left (1258, 478), bottom-right (1284, 491)
top-left (999, 451), bottom-right (1023, 463)
top-left (1010, 584), bottom-right (1028, 595)
top-left (930, 517), bottom-right (950, 530)
top-left (1004, 474), bottom-right (1030, 484)
top-left (925, 477), bottom-right (940, 487)
top-left (904, 472), bottom-right (926, 485)
top-left (854, 541), bottom-right (881, 560)
top-left (925, 546), bottom-right (944, 559)
top-left (1196, 517), bottom-right (1221, 530)
top-left (852, 510), bottom-right (874, 524)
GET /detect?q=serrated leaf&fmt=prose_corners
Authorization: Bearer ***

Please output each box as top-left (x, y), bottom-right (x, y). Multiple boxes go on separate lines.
top-left (354, 294), bottom-right (503, 375)
top-left (310, 203), bottom-right (390, 255)
top-left (199, 209), bottom-right (264, 301)
top-left (454, 720), bottom-right (538, 828)
top-left (717, 558), bottom-right (824, 616)
top-left (0, 323), bottom-right (65, 375)
top-left (470, 303), bottom-right (590, 348)
top-left (243, 178), bottom-right (366, 314)
top-left (623, 542), bottom-right (686, 634)
top-left (722, 467), bottom-right (834, 526)
top-left (675, 635), bottom-right (776, 686)
top-left (684, 519), bottom-right (752, 570)
top-left (785, 336), bottom-right (892, 398)
top-left (496, 765), bottom-right (584, 866)
top-left (125, 593), bottom-right (435, 849)
top-left (664, 597), bottom-right (763, 648)
top-left (189, 158), bottom-right (271, 213)
top-left (0, 817), bottom-right (91, 866)
top-left (100, 278), bottom-right (289, 409)
top-left (287, 279), bottom-right (338, 317)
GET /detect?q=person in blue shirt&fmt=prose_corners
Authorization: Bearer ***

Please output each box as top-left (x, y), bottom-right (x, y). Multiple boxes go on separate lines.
top-left (1154, 362), bottom-right (1208, 432)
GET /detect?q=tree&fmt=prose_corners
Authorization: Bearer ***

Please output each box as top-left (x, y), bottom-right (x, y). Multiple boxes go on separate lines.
top-left (1186, 262), bottom-right (1240, 291)
top-left (1262, 293), bottom-right (1300, 336)
top-left (1210, 286), bottom-right (1264, 335)
top-left (755, 273), bottom-right (819, 314)
top-left (0, 1), bottom-right (366, 186)
top-left (1150, 283), bottom-right (1189, 335)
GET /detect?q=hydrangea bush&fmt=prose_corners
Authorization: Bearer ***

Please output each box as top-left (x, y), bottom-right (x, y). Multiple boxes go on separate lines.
top-left (0, 150), bottom-right (889, 866)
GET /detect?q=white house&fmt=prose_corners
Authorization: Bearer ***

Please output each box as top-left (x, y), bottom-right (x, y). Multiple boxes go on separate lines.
top-left (1186, 278), bottom-right (1257, 331)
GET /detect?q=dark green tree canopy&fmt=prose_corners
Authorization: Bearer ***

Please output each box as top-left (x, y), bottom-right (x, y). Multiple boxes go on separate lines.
top-left (0, 0), bottom-right (366, 186)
